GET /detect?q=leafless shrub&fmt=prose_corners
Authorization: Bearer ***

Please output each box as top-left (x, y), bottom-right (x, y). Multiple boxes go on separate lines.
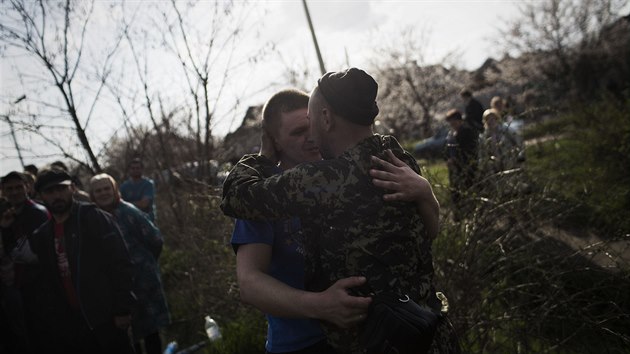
top-left (431, 168), bottom-right (630, 352)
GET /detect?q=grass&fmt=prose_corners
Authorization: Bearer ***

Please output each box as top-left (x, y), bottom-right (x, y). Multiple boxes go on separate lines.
top-left (523, 97), bottom-right (630, 236)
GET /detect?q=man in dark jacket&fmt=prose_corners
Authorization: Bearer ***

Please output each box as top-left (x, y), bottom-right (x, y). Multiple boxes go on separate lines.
top-left (445, 109), bottom-right (479, 221)
top-left (460, 89), bottom-right (484, 133)
top-left (1, 171), bottom-right (49, 354)
top-left (27, 168), bottom-right (135, 354)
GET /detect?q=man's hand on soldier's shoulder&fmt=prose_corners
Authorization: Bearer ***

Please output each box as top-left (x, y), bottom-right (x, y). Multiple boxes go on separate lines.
top-left (369, 150), bottom-right (435, 204)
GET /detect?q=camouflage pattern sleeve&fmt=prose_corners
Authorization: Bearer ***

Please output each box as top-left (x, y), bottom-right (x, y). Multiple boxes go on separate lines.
top-left (220, 154), bottom-right (346, 221)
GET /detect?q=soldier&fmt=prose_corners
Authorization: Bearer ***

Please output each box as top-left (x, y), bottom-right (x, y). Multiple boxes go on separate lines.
top-left (222, 68), bottom-right (459, 353)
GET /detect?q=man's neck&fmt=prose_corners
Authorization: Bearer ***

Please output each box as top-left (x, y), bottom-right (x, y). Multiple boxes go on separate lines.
top-left (330, 126), bottom-right (373, 158)
top-left (131, 176), bottom-right (142, 182)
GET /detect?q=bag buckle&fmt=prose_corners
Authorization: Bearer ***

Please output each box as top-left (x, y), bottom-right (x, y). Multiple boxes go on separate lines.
top-left (398, 294), bottom-right (410, 303)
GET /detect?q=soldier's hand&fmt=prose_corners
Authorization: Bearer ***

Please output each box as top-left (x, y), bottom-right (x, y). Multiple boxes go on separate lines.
top-left (259, 128), bottom-right (279, 165)
top-left (316, 276), bottom-right (371, 329)
top-left (370, 150), bottom-right (433, 202)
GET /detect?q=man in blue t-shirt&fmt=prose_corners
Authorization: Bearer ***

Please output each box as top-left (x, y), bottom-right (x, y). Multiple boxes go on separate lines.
top-left (231, 86), bottom-right (443, 353)
top-left (230, 89), bottom-right (373, 354)
top-left (120, 158), bottom-right (156, 222)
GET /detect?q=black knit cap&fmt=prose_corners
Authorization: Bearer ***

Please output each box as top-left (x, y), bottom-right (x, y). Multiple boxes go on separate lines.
top-left (34, 169), bottom-right (72, 193)
top-left (317, 67), bottom-right (379, 126)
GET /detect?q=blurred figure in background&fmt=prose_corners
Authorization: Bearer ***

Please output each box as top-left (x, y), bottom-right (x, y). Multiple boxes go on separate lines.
top-left (478, 109), bottom-right (523, 176)
top-left (120, 158), bottom-right (157, 223)
top-left (490, 95), bottom-right (516, 125)
top-left (460, 89), bottom-right (485, 133)
top-left (90, 173), bottom-right (170, 354)
top-left (444, 109), bottom-right (478, 221)
top-left (0, 171), bottom-right (49, 354)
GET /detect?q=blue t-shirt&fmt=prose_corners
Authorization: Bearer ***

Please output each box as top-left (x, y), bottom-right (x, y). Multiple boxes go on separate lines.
top-left (120, 177), bottom-right (156, 222)
top-left (231, 218), bottom-right (326, 353)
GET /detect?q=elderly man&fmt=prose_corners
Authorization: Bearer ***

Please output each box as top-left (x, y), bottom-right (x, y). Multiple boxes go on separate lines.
top-left (222, 68), bottom-right (458, 354)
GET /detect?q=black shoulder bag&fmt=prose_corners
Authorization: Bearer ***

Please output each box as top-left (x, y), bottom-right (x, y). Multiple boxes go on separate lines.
top-left (359, 292), bottom-right (439, 354)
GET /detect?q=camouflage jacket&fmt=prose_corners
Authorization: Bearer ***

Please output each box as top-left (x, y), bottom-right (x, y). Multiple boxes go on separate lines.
top-left (221, 134), bottom-right (435, 353)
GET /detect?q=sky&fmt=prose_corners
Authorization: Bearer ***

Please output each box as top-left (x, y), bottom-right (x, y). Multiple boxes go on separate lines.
top-left (268, 0), bottom-right (520, 71)
top-left (0, 0), bottom-right (524, 173)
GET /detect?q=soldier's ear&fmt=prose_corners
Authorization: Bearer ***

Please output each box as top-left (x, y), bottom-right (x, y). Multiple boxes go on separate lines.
top-left (322, 107), bottom-right (334, 132)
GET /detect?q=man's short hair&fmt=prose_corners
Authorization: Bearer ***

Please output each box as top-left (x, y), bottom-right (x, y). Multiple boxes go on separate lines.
top-left (445, 109), bottom-right (463, 121)
top-left (24, 164), bottom-right (38, 176)
top-left (1, 171), bottom-right (26, 186)
top-left (34, 169), bottom-right (73, 193)
top-left (262, 89), bottom-right (309, 137)
top-left (459, 89), bottom-right (472, 98)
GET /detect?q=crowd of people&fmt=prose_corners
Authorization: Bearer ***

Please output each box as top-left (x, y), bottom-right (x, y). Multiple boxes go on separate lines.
top-left (445, 90), bottom-right (525, 220)
top-left (0, 161), bottom-right (169, 354)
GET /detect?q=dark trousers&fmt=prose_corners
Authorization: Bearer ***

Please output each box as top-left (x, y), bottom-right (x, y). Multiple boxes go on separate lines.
top-left (30, 311), bottom-right (135, 354)
top-left (134, 331), bottom-right (162, 354)
top-left (0, 285), bottom-right (31, 354)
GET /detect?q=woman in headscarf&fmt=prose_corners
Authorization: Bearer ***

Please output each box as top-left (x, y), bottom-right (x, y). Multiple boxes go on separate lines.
top-left (89, 173), bottom-right (170, 354)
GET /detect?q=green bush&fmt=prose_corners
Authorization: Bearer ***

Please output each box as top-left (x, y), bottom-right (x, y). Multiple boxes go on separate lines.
top-left (155, 185), bottom-right (266, 352)
top-left (428, 166), bottom-right (630, 353)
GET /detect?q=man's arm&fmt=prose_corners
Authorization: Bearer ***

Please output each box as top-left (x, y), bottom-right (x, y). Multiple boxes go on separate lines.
top-left (91, 207), bottom-right (134, 328)
top-left (369, 150), bottom-right (440, 240)
top-left (128, 204), bottom-right (163, 259)
top-left (133, 180), bottom-right (154, 211)
top-left (236, 242), bottom-right (371, 328)
top-left (221, 155), bottom-right (340, 221)
top-left (132, 197), bottom-right (151, 211)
